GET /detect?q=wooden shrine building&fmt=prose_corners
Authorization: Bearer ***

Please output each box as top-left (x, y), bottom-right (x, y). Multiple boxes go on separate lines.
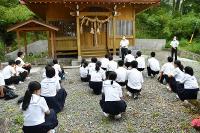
top-left (20, 0), bottom-right (160, 58)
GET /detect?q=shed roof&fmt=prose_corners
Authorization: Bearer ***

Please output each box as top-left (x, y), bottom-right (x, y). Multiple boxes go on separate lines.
top-left (7, 19), bottom-right (59, 32)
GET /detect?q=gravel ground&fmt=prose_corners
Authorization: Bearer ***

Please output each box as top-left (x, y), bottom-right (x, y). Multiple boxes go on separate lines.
top-left (1, 51), bottom-right (200, 133)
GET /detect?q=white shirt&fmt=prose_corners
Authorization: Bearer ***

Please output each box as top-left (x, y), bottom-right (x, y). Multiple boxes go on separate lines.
top-left (90, 69), bottom-right (105, 82)
top-left (136, 56), bottom-right (145, 69)
top-left (102, 80), bottom-right (122, 101)
top-left (120, 39), bottom-right (129, 48)
top-left (100, 58), bottom-right (109, 69)
top-left (0, 73), bottom-right (5, 86)
top-left (107, 61), bottom-right (117, 71)
top-left (115, 67), bottom-right (127, 82)
top-left (181, 74), bottom-right (199, 89)
top-left (127, 68), bottom-right (144, 90)
top-left (88, 63), bottom-right (96, 74)
top-left (170, 67), bottom-right (185, 82)
top-left (79, 66), bottom-right (89, 78)
top-left (124, 54), bottom-right (135, 63)
top-left (161, 62), bottom-right (174, 75)
top-left (16, 65), bottom-right (27, 76)
top-left (170, 39), bottom-right (179, 48)
top-left (15, 57), bottom-right (25, 67)
top-left (147, 57), bottom-right (160, 71)
top-left (21, 94), bottom-right (49, 126)
top-left (53, 64), bottom-right (62, 80)
top-left (2, 65), bottom-right (16, 79)
top-left (41, 77), bottom-right (61, 97)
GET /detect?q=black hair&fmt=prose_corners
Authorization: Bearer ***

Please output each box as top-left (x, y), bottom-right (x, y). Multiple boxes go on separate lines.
top-left (167, 56), bottom-right (173, 62)
top-left (108, 55), bottom-right (113, 61)
top-left (8, 60), bottom-right (15, 65)
top-left (184, 66), bottom-right (194, 76)
top-left (81, 58), bottom-right (86, 67)
top-left (53, 59), bottom-right (58, 64)
top-left (151, 52), bottom-right (155, 57)
top-left (91, 57), bottom-right (97, 63)
top-left (95, 61), bottom-right (101, 72)
top-left (128, 50), bottom-right (131, 54)
top-left (46, 66), bottom-right (55, 78)
top-left (118, 60), bottom-right (124, 67)
top-left (17, 52), bottom-right (24, 57)
top-left (174, 60), bottom-right (184, 71)
top-left (105, 54), bottom-right (109, 58)
top-left (22, 81), bottom-right (41, 111)
top-left (83, 61), bottom-right (88, 68)
top-left (130, 60), bottom-right (138, 68)
top-left (15, 60), bottom-right (21, 65)
top-left (108, 71), bottom-right (117, 85)
top-left (136, 51), bottom-right (142, 57)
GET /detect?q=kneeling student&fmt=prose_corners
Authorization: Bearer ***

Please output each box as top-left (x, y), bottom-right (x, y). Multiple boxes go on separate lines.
top-left (126, 61), bottom-right (144, 99)
top-left (89, 61), bottom-right (106, 95)
top-left (15, 60), bottom-right (28, 82)
top-left (176, 66), bottom-right (199, 101)
top-left (41, 66), bottom-right (67, 113)
top-left (115, 60), bottom-right (127, 87)
top-left (100, 71), bottom-right (127, 119)
top-left (147, 52), bottom-right (160, 77)
top-left (135, 51), bottom-right (145, 72)
top-left (21, 81), bottom-right (58, 133)
top-left (79, 61), bottom-right (90, 82)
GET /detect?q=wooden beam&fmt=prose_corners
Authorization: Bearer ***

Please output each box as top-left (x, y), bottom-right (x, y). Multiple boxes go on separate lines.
top-left (17, 31), bottom-right (21, 51)
top-left (17, 27), bottom-right (53, 31)
top-left (112, 17), bottom-right (116, 55)
top-left (76, 16), bottom-right (81, 58)
top-left (24, 32), bottom-right (28, 56)
top-left (133, 7), bottom-right (135, 46)
top-left (50, 31), bottom-right (55, 58)
top-left (79, 12), bottom-right (112, 17)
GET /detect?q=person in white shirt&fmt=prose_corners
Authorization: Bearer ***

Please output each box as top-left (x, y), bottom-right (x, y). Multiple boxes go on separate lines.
top-left (100, 71), bottom-right (127, 119)
top-left (168, 60), bottom-right (184, 93)
top-left (147, 52), bottom-right (160, 77)
top-left (41, 66), bottom-right (67, 113)
top-left (88, 57), bottom-right (98, 75)
top-left (115, 60), bottom-right (127, 87)
top-left (0, 73), bottom-right (5, 98)
top-left (136, 51), bottom-right (145, 72)
top-left (2, 60), bottom-right (20, 85)
top-left (170, 36), bottom-right (179, 61)
top-left (100, 54), bottom-right (109, 71)
top-left (176, 66), bottom-right (199, 101)
top-left (120, 35), bottom-right (129, 61)
top-left (159, 56), bottom-right (174, 84)
top-left (124, 50), bottom-right (135, 68)
top-left (15, 52), bottom-right (31, 74)
top-left (79, 61), bottom-right (90, 82)
top-left (21, 81), bottom-right (58, 133)
top-left (89, 61), bottom-right (106, 95)
top-left (126, 61), bottom-right (144, 99)
top-left (107, 55), bottom-right (117, 72)
top-left (15, 60), bottom-right (28, 82)
top-left (53, 59), bottom-right (65, 80)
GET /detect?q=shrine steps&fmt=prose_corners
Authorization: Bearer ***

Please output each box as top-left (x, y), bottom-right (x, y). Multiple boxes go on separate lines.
top-left (81, 49), bottom-right (108, 58)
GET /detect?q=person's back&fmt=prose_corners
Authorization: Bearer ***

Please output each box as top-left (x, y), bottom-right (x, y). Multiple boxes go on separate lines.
top-left (161, 62), bottom-right (174, 75)
top-left (107, 56), bottom-right (117, 71)
top-left (124, 50), bottom-right (135, 63)
top-left (80, 66), bottom-right (89, 78)
top-left (90, 69), bottom-right (105, 82)
top-left (127, 68), bottom-right (143, 89)
top-left (101, 54), bottom-right (109, 70)
top-left (2, 65), bottom-right (15, 79)
top-left (183, 74), bottom-right (199, 89)
top-left (148, 57), bottom-right (160, 71)
top-left (115, 67), bottom-right (127, 83)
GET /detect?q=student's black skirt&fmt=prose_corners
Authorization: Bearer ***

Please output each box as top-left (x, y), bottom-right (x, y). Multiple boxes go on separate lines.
top-left (159, 74), bottom-right (169, 84)
top-left (125, 62), bottom-right (131, 68)
top-left (126, 85), bottom-right (141, 94)
top-left (23, 65), bottom-right (32, 74)
top-left (117, 81), bottom-right (127, 87)
top-left (137, 68), bottom-right (145, 72)
top-left (147, 67), bottom-right (159, 76)
top-left (19, 71), bottom-right (28, 81)
top-left (5, 76), bottom-right (20, 85)
top-left (176, 84), bottom-right (199, 101)
top-left (89, 81), bottom-right (102, 95)
top-left (168, 77), bottom-right (180, 93)
top-left (43, 88), bottom-right (67, 113)
top-left (101, 67), bottom-right (107, 71)
top-left (81, 77), bottom-right (90, 82)
top-left (23, 109), bottom-right (58, 133)
top-left (100, 100), bottom-right (127, 115)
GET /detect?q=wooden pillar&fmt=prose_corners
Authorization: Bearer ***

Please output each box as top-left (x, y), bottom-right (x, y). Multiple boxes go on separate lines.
top-left (24, 32), bottom-right (28, 56)
top-left (53, 31), bottom-right (56, 58)
top-left (76, 16), bottom-right (81, 58)
top-left (112, 17), bottom-right (116, 55)
top-left (50, 31), bottom-right (55, 58)
top-left (17, 31), bottom-right (21, 51)
top-left (132, 7), bottom-right (136, 46)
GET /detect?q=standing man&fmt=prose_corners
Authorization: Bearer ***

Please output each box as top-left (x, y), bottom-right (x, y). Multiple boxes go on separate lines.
top-left (120, 35), bottom-right (129, 61)
top-left (170, 36), bottom-right (179, 61)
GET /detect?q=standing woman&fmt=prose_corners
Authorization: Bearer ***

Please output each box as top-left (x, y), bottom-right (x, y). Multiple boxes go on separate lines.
top-left (170, 36), bottom-right (179, 61)
top-left (21, 81), bottom-right (58, 133)
top-left (120, 35), bottom-right (129, 61)
top-left (16, 52), bottom-right (32, 75)
top-left (89, 61), bottom-right (106, 95)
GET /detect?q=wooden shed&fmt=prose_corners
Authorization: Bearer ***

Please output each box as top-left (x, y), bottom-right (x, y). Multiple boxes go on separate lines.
top-left (22, 0), bottom-right (160, 58)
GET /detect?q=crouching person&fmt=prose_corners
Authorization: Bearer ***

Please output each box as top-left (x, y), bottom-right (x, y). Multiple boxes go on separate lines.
top-left (15, 60), bottom-right (28, 82)
top-left (21, 81), bottom-right (58, 133)
top-left (176, 66), bottom-right (199, 101)
top-left (100, 72), bottom-right (127, 119)
top-left (41, 66), bottom-right (67, 113)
